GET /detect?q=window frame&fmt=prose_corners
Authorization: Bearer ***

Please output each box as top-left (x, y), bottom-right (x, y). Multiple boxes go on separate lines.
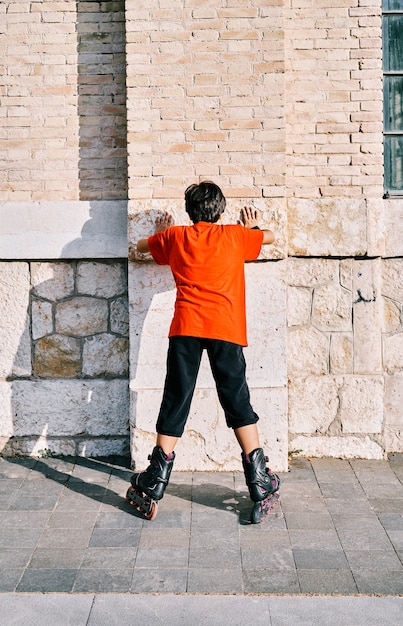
top-left (382, 3), bottom-right (403, 196)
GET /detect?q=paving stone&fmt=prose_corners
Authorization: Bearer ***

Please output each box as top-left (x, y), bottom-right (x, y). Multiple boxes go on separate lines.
top-left (319, 482), bottom-right (366, 499)
top-left (283, 511), bottom-right (334, 530)
top-left (269, 596), bottom-right (403, 626)
top-left (54, 491), bottom-right (102, 512)
top-left (0, 527), bottom-right (43, 548)
top-left (80, 547), bottom-right (137, 570)
top-left (243, 569), bottom-right (300, 593)
top-left (337, 527), bottom-right (394, 551)
top-left (360, 482), bottom-right (403, 499)
top-left (187, 567), bottom-right (243, 593)
top-left (325, 497), bottom-right (374, 515)
top-left (288, 529), bottom-right (342, 551)
top-left (0, 459), bottom-right (36, 478)
top-left (353, 569), bottom-right (403, 594)
top-left (0, 494), bottom-right (13, 510)
top-left (87, 594), bottom-right (272, 626)
top-left (310, 458), bottom-right (352, 470)
top-left (280, 495), bottom-right (328, 513)
top-left (241, 546), bottom-right (295, 570)
top-left (29, 548), bottom-right (85, 569)
top-left (378, 513), bottom-right (403, 531)
top-left (46, 510), bottom-right (98, 529)
top-left (313, 470), bottom-right (356, 483)
top-left (0, 479), bottom-right (23, 494)
top-left (345, 549), bottom-right (402, 571)
top-left (37, 527), bottom-right (93, 549)
top-left (0, 548), bottom-right (32, 568)
top-left (240, 528), bottom-right (292, 548)
top-left (385, 530), bottom-right (403, 550)
top-left (331, 513), bottom-right (383, 531)
top-left (89, 527), bottom-right (141, 548)
top-left (190, 525), bottom-right (239, 548)
top-left (17, 568), bottom-right (77, 592)
top-left (298, 568), bottom-right (358, 594)
top-left (293, 549), bottom-right (349, 570)
top-left (9, 495), bottom-right (60, 511)
top-left (94, 510), bottom-right (144, 529)
top-left (135, 547), bottom-right (189, 569)
top-left (139, 528), bottom-right (190, 549)
top-left (0, 593), bottom-right (93, 625)
top-left (131, 568), bottom-right (188, 593)
top-left (0, 510), bottom-right (50, 528)
top-left (189, 546), bottom-right (240, 569)
top-left (369, 498), bottom-right (403, 514)
top-left (73, 569), bottom-right (132, 593)
top-left (141, 510), bottom-right (191, 529)
top-left (0, 569), bottom-right (24, 592)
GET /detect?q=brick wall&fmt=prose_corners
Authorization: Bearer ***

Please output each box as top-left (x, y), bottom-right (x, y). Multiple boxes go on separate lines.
top-left (285, 0), bottom-right (383, 201)
top-left (0, 1), bottom-right (127, 202)
top-left (125, 0), bottom-right (285, 200)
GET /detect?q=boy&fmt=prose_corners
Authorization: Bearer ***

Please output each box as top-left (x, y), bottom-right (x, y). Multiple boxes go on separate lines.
top-left (126, 181), bottom-right (280, 523)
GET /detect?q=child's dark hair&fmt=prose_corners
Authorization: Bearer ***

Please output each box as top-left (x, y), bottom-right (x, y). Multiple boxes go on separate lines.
top-left (185, 181), bottom-right (226, 223)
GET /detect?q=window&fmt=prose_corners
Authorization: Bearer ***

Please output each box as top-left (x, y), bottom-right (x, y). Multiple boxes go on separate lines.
top-left (383, 1), bottom-right (403, 194)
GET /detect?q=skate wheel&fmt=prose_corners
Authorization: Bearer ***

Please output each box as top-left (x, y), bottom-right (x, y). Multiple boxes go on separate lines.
top-left (145, 501), bottom-right (158, 521)
top-left (250, 491), bottom-right (280, 524)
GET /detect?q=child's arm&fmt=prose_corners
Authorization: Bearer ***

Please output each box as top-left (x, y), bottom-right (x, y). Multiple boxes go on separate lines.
top-left (240, 207), bottom-right (275, 245)
top-left (135, 212), bottom-right (174, 255)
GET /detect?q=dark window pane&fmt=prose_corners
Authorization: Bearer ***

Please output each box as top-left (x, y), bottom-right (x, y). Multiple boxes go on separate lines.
top-left (384, 16), bottom-right (403, 71)
top-left (383, 1), bottom-right (403, 10)
top-left (384, 136), bottom-right (403, 190)
top-left (384, 76), bottom-right (403, 130)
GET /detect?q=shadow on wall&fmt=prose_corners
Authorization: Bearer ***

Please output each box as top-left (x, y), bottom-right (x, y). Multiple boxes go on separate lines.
top-left (77, 0), bottom-right (128, 201)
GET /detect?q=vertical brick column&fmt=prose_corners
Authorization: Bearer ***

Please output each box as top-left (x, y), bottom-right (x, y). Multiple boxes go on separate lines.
top-left (125, 1), bottom-right (288, 471)
top-left (125, 1), bottom-right (286, 200)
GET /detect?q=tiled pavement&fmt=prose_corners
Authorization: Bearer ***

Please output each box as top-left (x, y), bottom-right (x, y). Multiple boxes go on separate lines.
top-left (0, 453), bottom-right (402, 596)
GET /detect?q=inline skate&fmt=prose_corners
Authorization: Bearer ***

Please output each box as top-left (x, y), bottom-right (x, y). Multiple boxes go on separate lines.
top-left (242, 448), bottom-right (280, 524)
top-left (126, 446), bottom-right (175, 520)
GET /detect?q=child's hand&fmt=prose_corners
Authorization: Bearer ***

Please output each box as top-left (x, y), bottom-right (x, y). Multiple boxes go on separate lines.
top-left (155, 212), bottom-right (174, 233)
top-left (240, 206), bottom-right (260, 229)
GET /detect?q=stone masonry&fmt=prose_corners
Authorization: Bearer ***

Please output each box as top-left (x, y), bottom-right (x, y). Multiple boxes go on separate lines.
top-left (0, 1), bottom-right (402, 469)
top-left (0, 261), bottom-right (129, 457)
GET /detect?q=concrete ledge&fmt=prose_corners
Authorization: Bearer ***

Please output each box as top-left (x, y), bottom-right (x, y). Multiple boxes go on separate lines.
top-left (0, 201), bottom-right (128, 259)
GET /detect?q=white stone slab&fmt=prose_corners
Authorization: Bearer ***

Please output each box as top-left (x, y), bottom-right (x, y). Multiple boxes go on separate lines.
top-left (0, 262), bottom-right (31, 377)
top-left (384, 199), bottom-right (403, 256)
top-left (289, 434), bottom-right (384, 460)
top-left (352, 259), bottom-right (382, 374)
top-left (0, 201), bottom-right (127, 259)
top-left (288, 198), bottom-right (367, 256)
top-left (9, 379), bottom-right (129, 437)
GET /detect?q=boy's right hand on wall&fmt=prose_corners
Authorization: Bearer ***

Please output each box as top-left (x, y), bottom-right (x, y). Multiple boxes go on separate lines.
top-left (155, 212), bottom-right (174, 233)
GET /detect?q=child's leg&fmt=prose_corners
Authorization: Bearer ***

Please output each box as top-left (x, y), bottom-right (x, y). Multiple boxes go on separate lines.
top-left (234, 424), bottom-right (260, 455)
top-left (156, 336), bottom-right (203, 439)
top-left (156, 433), bottom-right (179, 455)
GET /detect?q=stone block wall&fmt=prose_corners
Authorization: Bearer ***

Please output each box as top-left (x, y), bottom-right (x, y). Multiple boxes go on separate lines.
top-left (287, 257), bottom-right (403, 458)
top-left (0, 260), bottom-right (129, 457)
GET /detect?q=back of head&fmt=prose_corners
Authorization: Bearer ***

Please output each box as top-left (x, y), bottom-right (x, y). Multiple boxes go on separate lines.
top-left (185, 181), bottom-right (226, 223)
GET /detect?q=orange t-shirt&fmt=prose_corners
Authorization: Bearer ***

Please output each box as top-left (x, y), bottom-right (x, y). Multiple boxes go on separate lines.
top-left (148, 222), bottom-right (263, 346)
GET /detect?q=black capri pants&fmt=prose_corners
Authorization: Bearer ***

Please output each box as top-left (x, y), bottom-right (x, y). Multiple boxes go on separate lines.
top-left (156, 336), bottom-right (259, 438)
